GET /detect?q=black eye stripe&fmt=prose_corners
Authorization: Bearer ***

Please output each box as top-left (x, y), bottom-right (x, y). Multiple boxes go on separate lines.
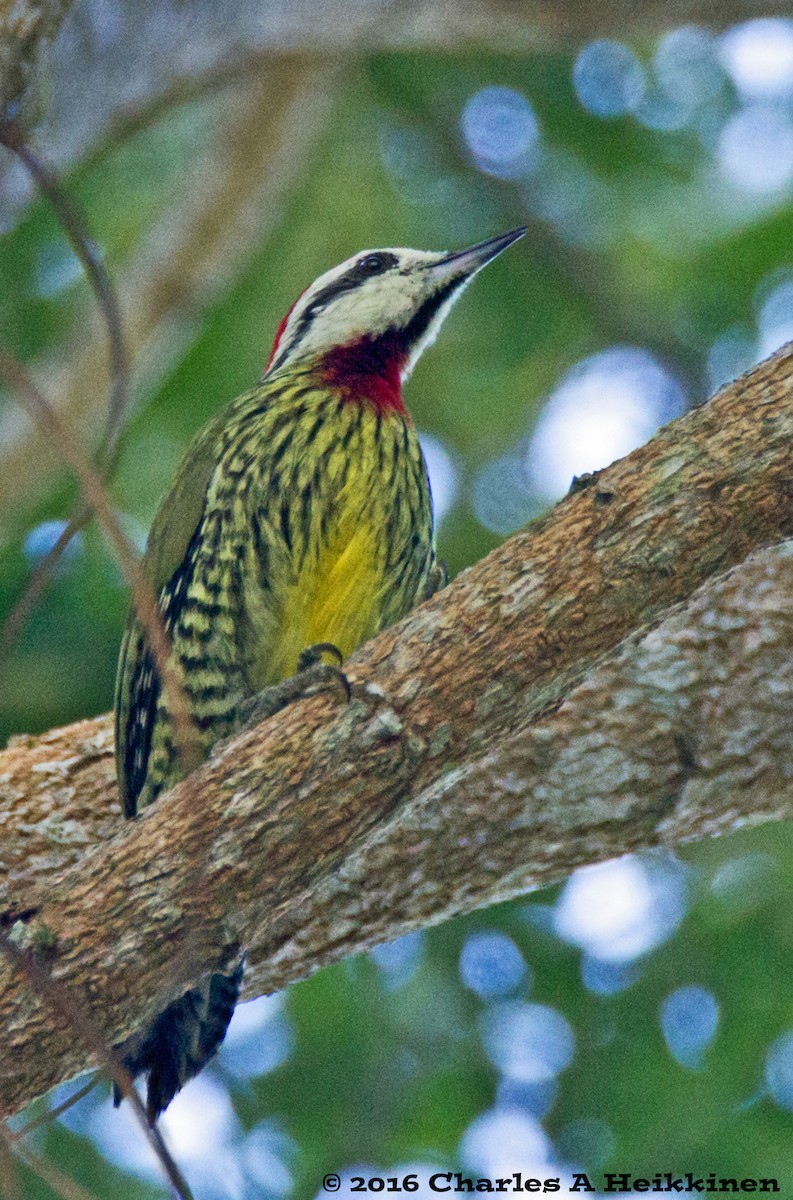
top-left (268, 252), bottom-right (401, 372)
top-left (295, 254), bottom-right (399, 326)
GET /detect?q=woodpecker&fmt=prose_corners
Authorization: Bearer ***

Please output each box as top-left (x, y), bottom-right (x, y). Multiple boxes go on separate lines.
top-left (114, 226), bottom-right (525, 1119)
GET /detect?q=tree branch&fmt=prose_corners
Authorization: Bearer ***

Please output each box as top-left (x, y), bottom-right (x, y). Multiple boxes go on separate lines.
top-left (3, 343), bottom-right (793, 1117)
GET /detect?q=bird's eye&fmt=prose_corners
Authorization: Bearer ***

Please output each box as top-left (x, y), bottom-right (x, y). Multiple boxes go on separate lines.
top-left (357, 253), bottom-right (388, 275)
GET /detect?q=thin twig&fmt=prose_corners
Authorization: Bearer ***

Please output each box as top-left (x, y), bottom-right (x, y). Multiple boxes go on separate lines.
top-left (0, 59), bottom-right (338, 526)
top-left (0, 931), bottom-right (194, 1200)
top-left (7, 1074), bottom-right (100, 1143)
top-left (0, 358), bottom-right (198, 1200)
top-left (0, 353), bottom-right (209, 1101)
top-left (0, 348), bottom-right (201, 777)
top-left (0, 128), bottom-right (129, 657)
top-left (11, 1151), bottom-right (98, 1200)
top-left (0, 131), bottom-right (127, 676)
top-left (0, 126), bottom-right (128, 471)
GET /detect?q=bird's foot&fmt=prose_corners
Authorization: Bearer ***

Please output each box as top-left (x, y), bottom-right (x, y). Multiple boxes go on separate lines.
top-left (234, 642), bottom-right (350, 734)
top-left (296, 641), bottom-right (345, 676)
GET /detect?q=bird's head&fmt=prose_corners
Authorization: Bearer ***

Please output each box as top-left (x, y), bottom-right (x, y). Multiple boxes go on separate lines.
top-left (264, 228), bottom-right (525, 409)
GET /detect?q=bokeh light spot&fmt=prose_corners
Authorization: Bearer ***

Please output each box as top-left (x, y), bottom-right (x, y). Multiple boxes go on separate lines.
top-left (755, 272), bottom-right (793, 358)
top-left (35, 241), bottom-right (82, 298)
top-left (495, 1077), bottom-right (558, 1119)
top-left (766, 1031), bottom-right (793, 1110)
top-left (707, 327), bottom-right (758, 393)
top-left (525, 348), bottom-right (685, 504)
top-left (461, 1108), bottom-right (553, 1177)
top-left (472, 451), bottom-right (539, 536)
top-left (370, 930), bottom-right (424, 990)
top-left (459, 930), bottom-right (530, 998)
top-left (243, 1121), bottom-right (298, 1196)
top-left (660, 985), bottom-right (719, 1068)
top-left (581, 954), bottom-right (641, 997)
top-left (573, 41), bottom-right (645, 118)
top-left (461, 86), bottom-right (540, 179)
top-left (420, 431), bottom-right (458, 524)
top-left (555, 855), bottom-right (689, 963)
top-left (23, 519), bottom-right (83, 567)
top-left (221, 993), bottom-right (292, 1080)
top-left (720, 19), bottom-right (793, 100)
top-left (717, 105), bottom-right (793, 195)
top-left (654, 26), bottom-right (724, 109)
top-left (90, 1074), bottom-right (242, 1191)
top-left (481, 1001), bottom-right (575, 1083)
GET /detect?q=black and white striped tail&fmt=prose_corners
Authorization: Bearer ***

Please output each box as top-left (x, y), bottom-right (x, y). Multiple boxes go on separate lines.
top-left (114, 960), bottom-right (245, 1122)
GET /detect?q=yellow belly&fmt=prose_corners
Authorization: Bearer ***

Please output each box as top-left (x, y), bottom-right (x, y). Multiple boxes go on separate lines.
top-left (261, 516), bottom-right (387, 684)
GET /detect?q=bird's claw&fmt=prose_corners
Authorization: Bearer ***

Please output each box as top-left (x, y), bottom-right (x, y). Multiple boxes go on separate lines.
top-left (297, 641), bottom-right (344, 671)
top-left (232, 643), bottom-right (350, 736)
top-left (297, 642), bottom-right (350, 701)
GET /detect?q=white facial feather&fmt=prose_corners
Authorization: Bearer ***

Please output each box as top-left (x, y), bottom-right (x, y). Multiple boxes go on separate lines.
top-left (264, 230), bottom-right (524, 378)
top-left (267, 248), bottom-right (468, 377)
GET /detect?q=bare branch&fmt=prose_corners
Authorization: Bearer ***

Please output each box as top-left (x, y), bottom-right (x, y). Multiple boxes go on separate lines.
top-left (0, 349), bottom-right (201, 1192)
top-left (0, 126), bottom-right (128, 470)
top-left (0, 127), bottom-right (129, 653)
top-left (8, 1074), bottom-right (99, 1142)
top-left (282, 537), bottom-right (793, 966)
top-left (0, 931), bottom-right (194, 1200)
top-left (0, 349), bottom-right (202, 777)
top-left (75, 47), bottom-right (323, 175)
top-left (2, 343), bottom-right (793, 1116)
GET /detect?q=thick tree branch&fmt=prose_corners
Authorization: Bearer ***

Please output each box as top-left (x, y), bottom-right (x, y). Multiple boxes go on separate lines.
top-left (282, 538), bottom-right (793, 973)
top-left (2, 343), bottom-right (793, 1117)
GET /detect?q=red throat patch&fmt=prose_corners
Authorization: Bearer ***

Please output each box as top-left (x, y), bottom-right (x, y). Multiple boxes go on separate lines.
top-left (319, 333), bottom-right (408, 415)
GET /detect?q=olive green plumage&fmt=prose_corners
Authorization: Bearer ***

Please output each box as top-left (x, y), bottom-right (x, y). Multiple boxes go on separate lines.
top-left (112, 229), bottom-right (524, 1120)
top-left (115, 369), bottom-right (435, 814)
top-left (113, 367), bottom-right (437, 1122)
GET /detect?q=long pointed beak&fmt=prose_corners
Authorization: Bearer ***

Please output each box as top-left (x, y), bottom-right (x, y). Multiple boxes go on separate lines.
top-left (430, 226), bottom-right (526, 282)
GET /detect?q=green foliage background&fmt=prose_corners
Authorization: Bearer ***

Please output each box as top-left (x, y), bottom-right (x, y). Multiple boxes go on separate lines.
top-left (3, 32), bottom-right (793, 1200)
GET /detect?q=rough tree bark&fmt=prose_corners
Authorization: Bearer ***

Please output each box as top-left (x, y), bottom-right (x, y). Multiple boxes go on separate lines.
top-left (2, 342), bottom-right (793, 1118)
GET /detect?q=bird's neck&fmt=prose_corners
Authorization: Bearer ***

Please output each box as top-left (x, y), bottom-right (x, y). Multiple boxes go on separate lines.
top-left (316, 332), bottom-right (408, 416)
